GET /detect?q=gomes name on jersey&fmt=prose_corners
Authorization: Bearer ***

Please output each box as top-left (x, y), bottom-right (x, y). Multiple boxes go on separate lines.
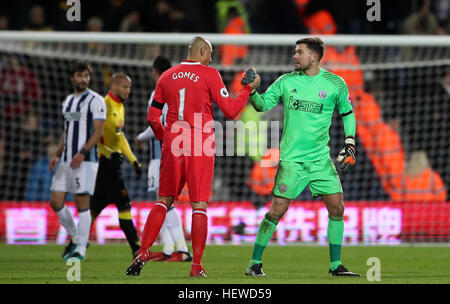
top-left (171, 71), bottom-right (200, 82)
top-left (288, 96), bottom-right (324, 114)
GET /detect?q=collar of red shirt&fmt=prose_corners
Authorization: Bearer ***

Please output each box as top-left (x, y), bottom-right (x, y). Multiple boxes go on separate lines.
top-left (182, 60), bottom-right (201, 65)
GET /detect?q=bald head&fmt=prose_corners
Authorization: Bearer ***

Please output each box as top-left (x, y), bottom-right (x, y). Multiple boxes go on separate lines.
top-left (187, 36), bottom-right (212, 65)
top-left (111, 72), bottom-right (131, 85)
top-left (110, 72), bottom-right (131, 101)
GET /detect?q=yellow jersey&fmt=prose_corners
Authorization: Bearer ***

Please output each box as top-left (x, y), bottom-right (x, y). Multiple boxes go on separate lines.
top-left (97, 91), bottom-right (137, 164)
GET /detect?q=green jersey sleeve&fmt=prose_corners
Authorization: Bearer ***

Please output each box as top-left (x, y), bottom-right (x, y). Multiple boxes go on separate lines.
top-left (335, 77), bottom-right (352, 115)
top-left (335, 77), bottom-right (356, 137)
top-left (250, 75), bottom-right (284, 112)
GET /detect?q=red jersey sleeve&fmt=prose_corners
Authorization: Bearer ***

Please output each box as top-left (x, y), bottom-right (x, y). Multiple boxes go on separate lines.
top-left (208, 69), bottom-right (252, 120)
top-left (147, 77), bottom-right (165, 141)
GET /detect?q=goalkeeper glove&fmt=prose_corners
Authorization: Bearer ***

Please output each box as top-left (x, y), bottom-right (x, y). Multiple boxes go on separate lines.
top-left (336, 137), bottom-right (356, 172)
top-left (132, 161), bottom-right (142, 178)
top-left (241, 67), bottom-right (256, 86)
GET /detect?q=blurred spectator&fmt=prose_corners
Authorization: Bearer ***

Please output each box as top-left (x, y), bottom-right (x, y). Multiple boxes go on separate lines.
top-left (87, 17), bottom-right (107, 54)
top-left (216, 0), bottom-right (250, 33)
top-left (414, 68), bottom-right (450, 197)
top-left (248, 148), bottom-right (279, 209)
top-left (352, 89), bottom-right (405, 199)
top-left (305, 11), bottom-right (364, 92)
top-left (432, 0), bottom-right (449, 32)
top-left (24, 5), bottom-right (53, 31)
top-left (243, 0), bottom-right (305, 33)
top-left (219, 7), bottom-right (249, 66)
top-left (0, 55), bottom-right (42, 118)
top-left (25, 140), bottom-right (57, 201)
top-left (87, 16), bottom-right (103, 32)
top-left (402, 0), bottom-right (445, 35)
top-left (236, 104), bottom-right (268, 163)
top-left (391, 151), bottom-right (447, 201)
top-left (0, 112), bottom-right (42, 200)
top-left (102, 0), bottom-right (130, 31)
top-left (304, 9), bottom-right (337, 35)
top-left (294, 0), bottom-right (309, 19)
top-left (120, 11), bottom-right (144, 32)
top-left (0, 15), bottom-right (9, 30)
top-left (147, 0), bottom-right (186, 32)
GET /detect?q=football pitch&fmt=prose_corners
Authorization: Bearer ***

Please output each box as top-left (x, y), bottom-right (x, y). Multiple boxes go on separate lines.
top-left (0, 243), bottom-right (449, 284)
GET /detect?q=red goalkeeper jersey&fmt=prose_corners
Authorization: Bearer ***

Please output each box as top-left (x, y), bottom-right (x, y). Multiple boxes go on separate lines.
top-left (147, 60), bottom-right (252, 141)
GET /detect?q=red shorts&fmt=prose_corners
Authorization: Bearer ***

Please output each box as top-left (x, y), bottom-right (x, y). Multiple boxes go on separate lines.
top-left (158, 131), bottom-right (215, 202)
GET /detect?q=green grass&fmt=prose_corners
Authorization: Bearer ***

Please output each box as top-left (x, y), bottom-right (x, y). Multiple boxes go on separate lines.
top-left (0, 243), bottom-right (449, 284)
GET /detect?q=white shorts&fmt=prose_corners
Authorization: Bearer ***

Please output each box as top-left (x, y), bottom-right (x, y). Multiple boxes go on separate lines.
top-left (50, 161), bottom-right (99, 195)
top-left (147, 159), bottom-right (160, 192)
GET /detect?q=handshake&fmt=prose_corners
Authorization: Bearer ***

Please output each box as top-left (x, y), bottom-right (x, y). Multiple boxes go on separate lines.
top-left (240, 66), bottom-right (261, 93)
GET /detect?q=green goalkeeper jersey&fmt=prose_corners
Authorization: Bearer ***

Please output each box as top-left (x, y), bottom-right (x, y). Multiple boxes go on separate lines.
top-left (250, 68), bottom-right (355, 162)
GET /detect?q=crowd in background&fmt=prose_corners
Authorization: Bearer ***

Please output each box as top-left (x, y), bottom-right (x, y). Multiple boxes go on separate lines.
top-left (0, 0), bottom-right (448, 203)
top-left (0, 0), bottom-right (448, 35)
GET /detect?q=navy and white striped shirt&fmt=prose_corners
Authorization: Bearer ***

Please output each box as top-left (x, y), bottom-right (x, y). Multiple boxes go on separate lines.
top-left (61, 90), bottom-right (106, 163)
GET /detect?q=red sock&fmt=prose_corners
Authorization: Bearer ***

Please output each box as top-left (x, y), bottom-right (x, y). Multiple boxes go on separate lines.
top-left (191, 208), bottom-right (208, 265)
top-left (140, 201), bottom-right (168, 253)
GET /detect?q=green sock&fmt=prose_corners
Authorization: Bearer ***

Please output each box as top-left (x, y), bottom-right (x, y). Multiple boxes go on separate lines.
top-left (249, 213), bottom-right (279, 267)
top-left (327, 215), bottom-right (344, 271)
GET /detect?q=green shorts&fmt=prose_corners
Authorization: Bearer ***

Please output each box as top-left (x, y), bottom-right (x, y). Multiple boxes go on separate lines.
top-left (272, 157), bottom-right (342, 199)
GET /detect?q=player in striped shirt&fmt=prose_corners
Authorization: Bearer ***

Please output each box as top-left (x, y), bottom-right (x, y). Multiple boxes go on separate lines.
top-left (49, 61), bottom-right (106, 261)
top-left (135, 56), bottom-right (192, 262)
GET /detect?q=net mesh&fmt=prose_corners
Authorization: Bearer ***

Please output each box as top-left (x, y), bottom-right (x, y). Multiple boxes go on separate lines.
top-left (0, 35), bottom-right (448, 243)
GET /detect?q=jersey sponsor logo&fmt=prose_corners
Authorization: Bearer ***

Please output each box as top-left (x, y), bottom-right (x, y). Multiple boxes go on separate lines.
top-left (64, 112), bottom-right (82, 121)
top-left (220, 87), bottom-right (229, 98)
top-left (319, 90), bottom-right (327, 99)
top-left (171, 71), bottom-right (200, 82)
top-left (289, 97), bottom-right (324, 114)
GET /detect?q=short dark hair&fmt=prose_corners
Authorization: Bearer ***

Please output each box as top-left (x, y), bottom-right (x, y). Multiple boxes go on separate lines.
top-left (153, 56), bottom-right (171, 76)
top-left (69, 61), bottom-right (92, 76)
top-left (296, 37), bottom-right (325, 61)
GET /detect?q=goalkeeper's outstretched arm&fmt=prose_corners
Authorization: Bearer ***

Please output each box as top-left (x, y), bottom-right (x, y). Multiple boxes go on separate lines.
top-left (249, 73), bottom-right (283, 112)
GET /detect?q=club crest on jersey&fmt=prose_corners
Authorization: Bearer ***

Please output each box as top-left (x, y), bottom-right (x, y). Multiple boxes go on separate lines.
top-left (347, 95), bottom-right (351, 103)
top-left (278, 184), bottom-right (287, 194)
top-left (319, 90), bottom-right (327, 99)
top-left (220, 88), bottom-right (229, 98)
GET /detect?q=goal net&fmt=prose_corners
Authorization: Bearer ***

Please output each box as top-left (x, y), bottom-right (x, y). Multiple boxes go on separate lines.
top-left (0, 32), bottom-right (448, 245)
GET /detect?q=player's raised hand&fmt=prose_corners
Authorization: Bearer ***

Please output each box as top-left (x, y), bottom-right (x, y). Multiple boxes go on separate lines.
top-left (336, 137), bottom-right (356, 172)
top-left (241, 67), bottom-right (261, 92)
top-left (241, 67), bottom-right (256, 85)
top-left (249, 74), bottom-right (261, 91)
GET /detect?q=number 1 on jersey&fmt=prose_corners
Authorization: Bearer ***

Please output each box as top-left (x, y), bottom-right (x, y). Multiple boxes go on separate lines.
top-left (178, 88), bottom-right (185, 120)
